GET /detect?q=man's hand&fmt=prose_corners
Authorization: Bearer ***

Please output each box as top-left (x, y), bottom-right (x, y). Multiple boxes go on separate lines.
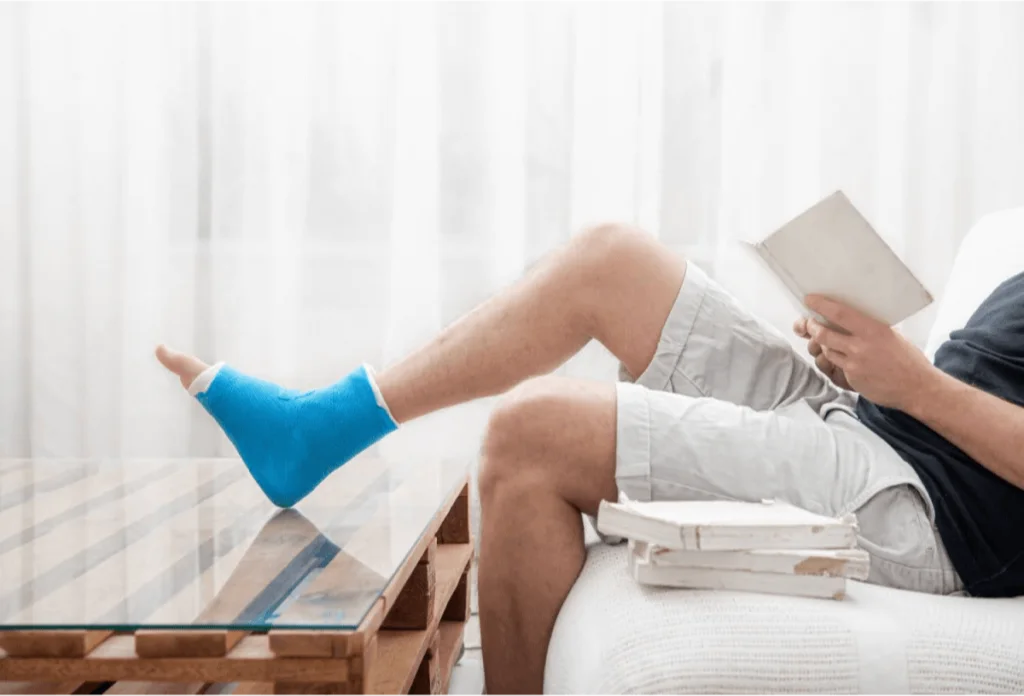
top-left (792, 316), bottom-right (853, 390)
top-left (798, 296), bottom-right (940, 410)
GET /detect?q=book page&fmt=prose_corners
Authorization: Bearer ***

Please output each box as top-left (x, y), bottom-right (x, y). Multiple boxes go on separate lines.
top-left (620, 499), bottom-right (845, 528)
top-left (759, 191), bottom-right (932, 327)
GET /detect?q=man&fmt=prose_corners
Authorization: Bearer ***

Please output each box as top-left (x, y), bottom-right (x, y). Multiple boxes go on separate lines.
top-left (157, 223), bottom-right (1024, 694)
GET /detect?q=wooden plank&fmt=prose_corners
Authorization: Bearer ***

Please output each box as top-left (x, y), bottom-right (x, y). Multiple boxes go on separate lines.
top-left (0, 683), bottom-right (70, 695)
top-left (272, 683), bottom-right (348, 691)
top-left (0, 462), bottom-right (177, 558)
top-left (441, 567), bottom-right (470, 623)
top-left (0, 631), bottom-right (112, 658)
top-left (0, 635), bottom-right (349, 683)
top-left (268, 474), bottom-right (468, 659)
top-left (266, 630), bottom-right (350, 660)
top-left (135, 630), bottom-right (247, 658)
top-left (0, 683), bottom-right (105, 691)
top-left (382, 539), bottom-right (437, 630)
top-left (0, 682), bottom-right (93, 694)
top-left (268, 598), bottom-right (384, 659)
top-left (130, 510), bottom-right (327, 657)
top-left (144, 455), bottom-right (385, 628)
top-left (409, 632), bottom-right (440, 695)
top-left (274, 634), bottom-right (378, 696)
top-left (3, 466), bottom-right (252, 624)
top-left (379, 477), bottom-right (468, 612)
top-left (436, 622), bottom-right (466, 695)
top-left (191, 503), bottom-right (347, 622)
top-left (367, 543), bottom-right (473, 695)
top-left (348, 634), bottom-right (376, 683)
top-left (229, 683), bottom-right (273, 694)
top-left (436, 485), bottom-right (469, 545)
top-left (105, 681), bottom-right (210, 694)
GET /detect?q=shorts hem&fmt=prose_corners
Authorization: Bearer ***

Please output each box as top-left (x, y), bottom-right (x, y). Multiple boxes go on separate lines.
top-left (632, 262), bottom-right (710, 394)
top-left (614, 381), bottom-right (654, 502)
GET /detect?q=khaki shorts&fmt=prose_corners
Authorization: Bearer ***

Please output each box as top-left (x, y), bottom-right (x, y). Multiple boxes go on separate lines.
top-left (613, 262), bottom-right (963, 595)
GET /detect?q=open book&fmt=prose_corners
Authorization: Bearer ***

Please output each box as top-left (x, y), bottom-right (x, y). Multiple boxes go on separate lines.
top-left (742, 191), bottom-right (933, 330)
top-left (596, 496), bottom-right (858, 551)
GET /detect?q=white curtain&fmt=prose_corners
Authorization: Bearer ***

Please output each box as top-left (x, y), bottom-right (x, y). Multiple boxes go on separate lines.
top-left (2, 1), bottom-right (1023, 458)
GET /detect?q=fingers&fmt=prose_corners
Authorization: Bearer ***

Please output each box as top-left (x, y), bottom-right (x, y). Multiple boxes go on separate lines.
top-left (820, 344), bottom-right (848, 366)
top-left (806, 319), bottom-right (852, 354)
top-left (816, 347), bottom-right (850, 388)
top-left (814, 352), bottom-right (834, 374)
top-left (804, 295), bottom-right (880, 334)
top-left (792, 317), bottom-right (810, 338)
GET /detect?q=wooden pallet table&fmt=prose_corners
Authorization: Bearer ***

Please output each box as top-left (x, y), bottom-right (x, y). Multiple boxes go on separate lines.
top-left (0, 457), bottom-right (472, 694)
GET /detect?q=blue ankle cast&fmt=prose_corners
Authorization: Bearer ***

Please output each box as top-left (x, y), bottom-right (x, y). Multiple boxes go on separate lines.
top-left (195, 364), bottom-right (398, 508)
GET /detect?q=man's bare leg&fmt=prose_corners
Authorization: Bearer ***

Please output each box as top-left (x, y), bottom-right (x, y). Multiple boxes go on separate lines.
top-left (156, 224), bottom-right (685, 690)
top-left (477, 376), bottom-right (618, 694)
top-left (157, 224), bottom-right (685, 421)
top-left (376, 224), bottom-right (684, 422)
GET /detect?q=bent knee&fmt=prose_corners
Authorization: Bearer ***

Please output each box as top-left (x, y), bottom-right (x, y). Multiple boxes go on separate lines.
top-left (478, 377), bottom-right (574, 496)
top-left (482, 377), bottom-right (568, 458)
top-left (574, 222), bottom-right (653, 266)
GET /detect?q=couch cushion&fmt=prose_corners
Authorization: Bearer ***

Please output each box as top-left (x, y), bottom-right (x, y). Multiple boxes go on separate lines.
top-left (546, 543), bottom-right (1024, 694)
top-left (925, 207), bottom-right (1024, 360)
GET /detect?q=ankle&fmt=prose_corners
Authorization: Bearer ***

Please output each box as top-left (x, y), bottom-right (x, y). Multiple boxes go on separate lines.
top-left (363, 364), bottom-right (400, 427)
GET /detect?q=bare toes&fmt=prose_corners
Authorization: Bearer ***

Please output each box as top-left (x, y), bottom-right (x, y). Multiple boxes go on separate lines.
top-left (155, 344), bottom-right (209, 390)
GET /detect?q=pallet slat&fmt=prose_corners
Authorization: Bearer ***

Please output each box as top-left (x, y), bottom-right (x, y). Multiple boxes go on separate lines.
top-left (436, 622), bottom-right (465, 695)
top-left (104, 681), bottom-right (210, 694)
top-left (267, 478), bottom-right (467, 660)
top-left (436, 486), bottom-right (470, 545)
top-left (0, 636), bottom-right (349, 683)
top-left (441, 568), bottom-right (470, 624)
top-left (0, 470), bottom-right (473, 695)
top-left (0, 682), bottom-right (94, 694)
top-left (267, 597), bottom-right (384, 660)
top-left (134, 630), bottom-right (247, 659)
top-left (382, 540), bottom-right (437, 631)
top-left (409, 633), bottom-right (440, 695)
top-left (367, 542), bottom-right (473, 695)
top-left (0, 631), bottom-right (112, 659)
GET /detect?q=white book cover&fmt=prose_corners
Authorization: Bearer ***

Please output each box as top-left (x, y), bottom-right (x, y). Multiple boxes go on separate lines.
top-left (630, 540), bottom-right (870, 580)
top-left (742, 190), bottom-right (933, 330)
top-left (596, 496), bottom-right (858, 551)
top-left (629, 552), bottom-right (848, 600)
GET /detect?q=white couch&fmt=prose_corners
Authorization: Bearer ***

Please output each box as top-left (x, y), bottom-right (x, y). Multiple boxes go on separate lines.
top-left (544, 209), bottom-right (1024, 694)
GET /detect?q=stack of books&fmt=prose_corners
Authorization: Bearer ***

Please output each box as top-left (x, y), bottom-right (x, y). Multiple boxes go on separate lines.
top-left (596, 497), bottom-right (869, 600)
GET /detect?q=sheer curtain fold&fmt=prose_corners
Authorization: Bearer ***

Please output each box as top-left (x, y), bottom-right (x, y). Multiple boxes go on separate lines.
top-left (2, 2), bottom-right (1023, 457)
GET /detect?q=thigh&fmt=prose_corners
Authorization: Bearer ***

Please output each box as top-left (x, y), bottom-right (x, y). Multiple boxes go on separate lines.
top-left (615, 382), bottom-right (866, 515)
top-left (828, 411), bottom-right (965, 595)
top-left (616, 385), bottom-right (964, 594)
top-left (855, 485), bottom-right (964, 595)
top-left (623, 262), bottom-right (842, 413)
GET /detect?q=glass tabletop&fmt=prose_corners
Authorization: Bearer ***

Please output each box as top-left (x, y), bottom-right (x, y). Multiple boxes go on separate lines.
top-left (0, 455), bottom-right (467, 631)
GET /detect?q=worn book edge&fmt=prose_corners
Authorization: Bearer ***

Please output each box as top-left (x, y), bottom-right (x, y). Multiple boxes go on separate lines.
top-left (597, 495), bottom-right (859, 551)
top-left (629, 553), bottom-right (849, 600)
top-left (630, 540), bottom-right (870, 580)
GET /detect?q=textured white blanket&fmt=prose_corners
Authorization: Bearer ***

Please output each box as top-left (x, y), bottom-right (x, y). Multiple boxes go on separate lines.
top-left (545, 543), bottom-right (1024, 694)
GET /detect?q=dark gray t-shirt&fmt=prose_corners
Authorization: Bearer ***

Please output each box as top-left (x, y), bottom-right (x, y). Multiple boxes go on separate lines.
top-left (857, 271), bottom-right (1024, 598)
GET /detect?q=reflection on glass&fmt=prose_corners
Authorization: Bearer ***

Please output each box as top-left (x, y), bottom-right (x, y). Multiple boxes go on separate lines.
top-left (0, 457), bottom-right (465, 630)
